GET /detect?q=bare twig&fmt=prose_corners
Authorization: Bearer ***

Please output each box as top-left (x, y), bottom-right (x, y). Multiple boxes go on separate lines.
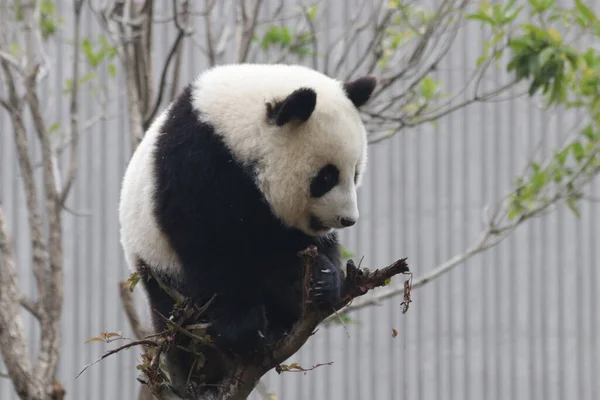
top-left (143, 0), bottom-right (189, 130)
top-left (76, 339), bottom-right (159, 379)
top-left (20, 297), bottom-right (42, 320)
top-left (0, 96), bottom-right (10, 111)
top-left (236, 0), bottom-right (264, 63)
top-left (301, 5), bottom-right (318, 70)
top-left (202, 0), bottom-right (218, 66)
top-left (119, 282), bottom-right (151, 341)
top-left (58, 0), bottom-right (85, 205)
top-left (0, 49), bottom-right (23, 73)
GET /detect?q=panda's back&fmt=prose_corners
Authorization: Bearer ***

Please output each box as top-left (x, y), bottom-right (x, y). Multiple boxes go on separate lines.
top-left (118, 104), bottom-right (182, 275)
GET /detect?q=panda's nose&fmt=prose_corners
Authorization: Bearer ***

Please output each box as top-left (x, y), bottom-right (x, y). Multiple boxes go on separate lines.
top-left (340, 217), bottom-right (356, 227)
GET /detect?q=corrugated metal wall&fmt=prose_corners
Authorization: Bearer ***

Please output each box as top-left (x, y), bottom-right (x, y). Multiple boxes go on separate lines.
top-left (1, 1), bottom-right (599, 399)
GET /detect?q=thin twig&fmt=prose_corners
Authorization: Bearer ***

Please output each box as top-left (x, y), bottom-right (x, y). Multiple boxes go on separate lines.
top-left (76, 339), bottom-right (158, 379)
top-left (143, 1), bottom-right (188, 130)
top-left (20, 297), bottom-right (42, 320)
top-left (58, 0), bottom-right (85, 205)
top-left (236, 0), bottom-right (263, 63)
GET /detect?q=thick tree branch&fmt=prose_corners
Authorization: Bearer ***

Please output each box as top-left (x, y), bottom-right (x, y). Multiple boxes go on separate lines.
top-left (0, 206), bottom-right (41, 399)
top-left (1, 60), bottom-right (49, 306)
top-left (24, 63), bottom-right (64, 400)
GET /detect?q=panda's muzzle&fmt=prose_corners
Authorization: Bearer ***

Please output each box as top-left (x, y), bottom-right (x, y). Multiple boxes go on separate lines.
top-left (309, 214), bottom-right (357, 232)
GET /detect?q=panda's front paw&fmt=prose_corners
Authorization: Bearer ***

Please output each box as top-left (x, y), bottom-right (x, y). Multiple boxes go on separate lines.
top-left (311, 254), bottom-right (344, 309)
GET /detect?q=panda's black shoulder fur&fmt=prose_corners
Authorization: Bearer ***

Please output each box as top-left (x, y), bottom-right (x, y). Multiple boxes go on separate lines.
top-left (148, 83), bottom-right (343, 356)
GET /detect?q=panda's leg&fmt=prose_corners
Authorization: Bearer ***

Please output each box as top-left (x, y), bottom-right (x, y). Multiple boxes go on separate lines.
top-left (262, 272), bottom-right (303, 341)
top-left (136, 262), bottom-right (197, 397)
top-left (206, 290), bottom-right (271, 357)
top-left (137, 263), bottom-right (179, 334)
top-left (311, 237), bottom-right (346, 310)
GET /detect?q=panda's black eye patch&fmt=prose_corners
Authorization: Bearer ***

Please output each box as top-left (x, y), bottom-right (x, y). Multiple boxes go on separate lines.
top-left (310, 164), bottom-right (339, 198)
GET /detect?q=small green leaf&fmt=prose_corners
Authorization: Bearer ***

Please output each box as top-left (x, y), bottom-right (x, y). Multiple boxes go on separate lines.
top-left (421, 76), bottom-right (438, 99)
top-left (571, 141), bottom-right (585, 162)
top-left (340, 246), bottom-right (355, 259)
top-left (567, 198), bottom-right (580, 218)
top-left (574, 0), bottom-right (597, 24)
top-left (306, 5), bottom-right (317, 21)
top-left (48, 122), bottom-right (60, 134)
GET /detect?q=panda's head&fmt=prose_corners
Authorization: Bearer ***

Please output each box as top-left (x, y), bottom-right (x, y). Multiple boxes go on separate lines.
top-left (192, 64), bottom-right (377, 237)
top-left (260, 76), bottom-right (376, 237)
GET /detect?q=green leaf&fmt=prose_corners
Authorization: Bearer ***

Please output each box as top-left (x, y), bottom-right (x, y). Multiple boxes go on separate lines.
top-left (530, 168), bottom-right (548, 190)
top-left (108, 63), bottom-right (117, 78)
top-left (260, 26), bottom-right (292, 50)
top-left (421, 76), bottom-right (437, 99)
top-left (79, 71), bottom-right (96, 85)
top-left (306, 5), bottom-right (317, 22)
top-left (574, 0), bottom-right (597, 24)
top-left (466, 13), bottom-right (496, 26)
top-left (340, 246), bottom-right (355, 259)
top-left (567, 198), bottom-right (580, 218)
top-left (571, 141), bottom-right (585, 162)
top-left (48, 122), bottom-right (60, 134)
top-left (582, 124), bottom-right (596, 140)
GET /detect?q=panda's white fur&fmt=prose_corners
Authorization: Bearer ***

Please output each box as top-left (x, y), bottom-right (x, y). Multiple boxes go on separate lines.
top-left (119, 104), bottom-right (182, 274)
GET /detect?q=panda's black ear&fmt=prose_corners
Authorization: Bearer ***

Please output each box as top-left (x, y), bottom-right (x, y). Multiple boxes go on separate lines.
top-left (343, 76), bottom-right (377, 108)
top-left (267, 87), bottom-right (317, 126)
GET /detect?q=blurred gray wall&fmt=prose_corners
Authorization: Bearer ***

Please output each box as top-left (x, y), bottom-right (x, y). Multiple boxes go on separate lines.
top-left (1, 1), bottom-right (599, 399)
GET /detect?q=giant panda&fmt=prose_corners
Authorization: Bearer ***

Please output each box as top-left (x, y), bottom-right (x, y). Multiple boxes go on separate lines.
top-left (118, 63), bottom-right (376, 361)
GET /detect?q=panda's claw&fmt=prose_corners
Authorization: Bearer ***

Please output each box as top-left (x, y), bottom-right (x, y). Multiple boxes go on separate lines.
top-left (311, 253), bottom-right (343, 308)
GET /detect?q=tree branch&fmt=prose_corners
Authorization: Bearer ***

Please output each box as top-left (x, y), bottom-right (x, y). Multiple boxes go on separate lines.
top-left (0, 205), bottom-right (41, 399)
top-left (1, 60), bottom-right (49, 307)
top-left (58, 0), bottom-right (85, 205)
top-left (20, 297), bottom-right (42, 320)
top-left (142, 0), bottom-right (188, 130)
top-left (14, 5), bottom-right (65, 386)
top-left (0, 96), bottom-right (10, 111)
top-left (119, 283), bottom-right (151, 341)
top-left (236, 0), bottom-right (263, 63)
top-left (0, 49), bottom-right (24, 74)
